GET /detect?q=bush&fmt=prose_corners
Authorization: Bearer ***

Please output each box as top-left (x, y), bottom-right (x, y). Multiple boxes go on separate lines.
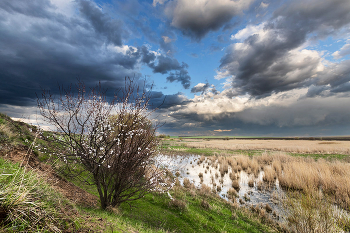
top-left (37, 79), bottom-right (163, 209)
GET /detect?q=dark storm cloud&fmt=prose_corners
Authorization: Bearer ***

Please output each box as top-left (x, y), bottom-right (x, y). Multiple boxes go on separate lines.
top-left (149, 56), bottom-right (182, 74)
top-left (0, 0), bottom-right (193, 108)
top-left (220, 0), bottom-right (350, 97)
top-left (159, 94), bottom-right (350, 136)
top-left (0, 0), bottom-right (137, 106)
top-left (331, 83), bottom-right (350, 93)
top-left (235, 97), bottom-right (350, 128)
top-left (166, 69), bottom-right (191, 89)
top-left (143, 54), bottom-right (191, 89)
top-left (78, 0), bottom-right (125, 46)
top-left (305, 85), bottom-right (329, 98)
top-left (149, 91), bottom-right (190, 109)
top-left (140, 46), bottom-right (156, 64)
top-left (307, 60), bottom-right (350, 97)
top-left (164, 0), bottom-right (254, 41)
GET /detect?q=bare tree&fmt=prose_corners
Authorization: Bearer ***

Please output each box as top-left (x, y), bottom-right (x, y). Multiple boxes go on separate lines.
top-left (37, 79), bottom-right (165, 209)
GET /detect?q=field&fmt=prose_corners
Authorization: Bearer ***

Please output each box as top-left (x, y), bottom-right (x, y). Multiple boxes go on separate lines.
top-left (183, 138), bottom-right (350, 154)
top-left (160, 138), bottom-right (350, 160)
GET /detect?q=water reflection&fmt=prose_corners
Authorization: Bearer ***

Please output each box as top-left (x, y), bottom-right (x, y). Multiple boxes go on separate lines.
top-left (156, 154), bottom-right (285, 217)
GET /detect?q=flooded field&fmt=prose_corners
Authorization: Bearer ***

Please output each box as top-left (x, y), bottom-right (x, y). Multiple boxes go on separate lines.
top-left (157, 154), bottom-right (285, 219)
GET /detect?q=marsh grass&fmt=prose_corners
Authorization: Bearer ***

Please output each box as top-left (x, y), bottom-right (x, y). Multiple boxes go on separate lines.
top-left (199, 184), bottom-right (212, 197)
top-left (263, 166), bottom-right (276, 184)
top-left (227, 188), bottom-right (238, 199)
top-left (277, 158), bottom-right (350, 209)
top-left (284, 190), bottom-right (350, 233)
top-left (248, 178), bottom-right (255, 187)
top-left (232, 180), bottom-right (240, 191)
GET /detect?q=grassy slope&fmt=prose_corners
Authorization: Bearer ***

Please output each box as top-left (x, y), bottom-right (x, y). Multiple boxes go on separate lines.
top-left (75, 183), bottom-right (276, 233)
top-left (0, 113), bottom-right (278, 232)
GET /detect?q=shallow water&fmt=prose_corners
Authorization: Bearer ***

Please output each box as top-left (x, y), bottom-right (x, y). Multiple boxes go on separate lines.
top-left (156, 154), bottom-right (285, 218)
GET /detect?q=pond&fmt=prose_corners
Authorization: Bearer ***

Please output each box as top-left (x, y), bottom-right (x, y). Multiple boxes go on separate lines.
top-left (155, 154), bottom-right (286, 220)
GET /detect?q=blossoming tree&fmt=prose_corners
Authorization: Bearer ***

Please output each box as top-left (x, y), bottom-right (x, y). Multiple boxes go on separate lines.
top-left (37, 79), bottom-right (163, 209)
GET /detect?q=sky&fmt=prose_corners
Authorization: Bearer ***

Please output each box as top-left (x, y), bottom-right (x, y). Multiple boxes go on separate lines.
top-left (1, 0), bottom-right (350, 136)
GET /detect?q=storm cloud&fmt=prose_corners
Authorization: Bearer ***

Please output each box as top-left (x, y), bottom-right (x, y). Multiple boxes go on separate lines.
top-left (0, 0), bottom-right (192, 108)
top-left (219, 0), bottom-right (350, 98)
top-left (158, 89), bottom-right (350, 136)
top-left (78, 0), bottom-right (125, 46)
top-left (163, 0), bottom-right (254, 41)
top-left (140, 50), bottom-right (192, 89)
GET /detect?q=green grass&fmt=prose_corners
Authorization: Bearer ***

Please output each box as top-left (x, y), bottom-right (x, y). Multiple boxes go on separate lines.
top-left (116, 190), bottom-right (276, 233)
top-left (59, 158), bottom-right (277, 233)
top-left (71, 180), bottom-right (277, 233)
top-left (0, 157), bottom-right (82, 232)
top-left (2, 154), bottom-right (277, 233)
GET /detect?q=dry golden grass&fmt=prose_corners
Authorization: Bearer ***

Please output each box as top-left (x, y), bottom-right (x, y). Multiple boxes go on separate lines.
top-left (0, 124), bottom-right (15, 139)
top-left (227, 188), bottom-right (238, 199)
top-left (183, 178), bottom-right (191, 188)
top-left (227, 157), bottom-right (236, 166)
top-left (236, 155), bottom-right (249, 171)
top-left (183, 139), bottom-right (350, 155)
top-left (232, 164), bottom-right (242, 173)
top-left (219, 161), bottom-right (229, 176)
top-left (272, 160), bottom-right (282, 176)
top-left (197, 155), bottom-right (205, 164)
top-left (169, 199), bottom-right (187, 211)
top-left (277, 157), bottom-right (350, 209)
top-left (248, 178), bottom-right (254, 187)
top-left (263, 166), bottom-right (276, 183)
top-left (257, 181), bottom-right (263, 191)
top-left (250, 158), bottom-right (260, 177)
top-left (199, 184), bottom-right (212, 197)
top-left (284, 190), bottom-right (349, 233)
top-left (229, 172), bottom-right (237, 181)
top-left (265, 203), bottom-right (272, 213)
top-left (232, 180), bottom-right (240, 191)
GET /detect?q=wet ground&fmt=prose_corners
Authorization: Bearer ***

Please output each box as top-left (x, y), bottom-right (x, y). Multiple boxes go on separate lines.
top-left (156, 154), bottom-right (285, 218)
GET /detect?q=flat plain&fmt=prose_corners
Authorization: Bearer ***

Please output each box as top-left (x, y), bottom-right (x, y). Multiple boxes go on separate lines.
top-left (180, 138), bottom-right (350, 155)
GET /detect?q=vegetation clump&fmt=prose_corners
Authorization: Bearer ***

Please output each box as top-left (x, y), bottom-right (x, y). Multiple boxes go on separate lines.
top-left (37, 79), bottom-right (164, 209)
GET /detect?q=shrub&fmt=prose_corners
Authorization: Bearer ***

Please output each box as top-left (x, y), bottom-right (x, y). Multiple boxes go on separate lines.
top-left (37, 79), bottom-right (162, 209)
